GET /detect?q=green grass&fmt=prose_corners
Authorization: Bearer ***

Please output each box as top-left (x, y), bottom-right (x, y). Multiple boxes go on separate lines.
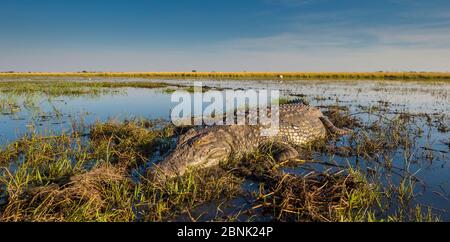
top-left (0, 80), bottom-right (171, 97)
top-left (0, 98), bottom-right (444, 222)
top-left (0, 80), bottom-right (178, 116)
top-left (0, 119), bottom-right (244, 221)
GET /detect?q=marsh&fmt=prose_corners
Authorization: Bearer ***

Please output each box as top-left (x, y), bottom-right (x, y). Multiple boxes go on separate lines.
top-left (0, 78), bottom-right (448, 222)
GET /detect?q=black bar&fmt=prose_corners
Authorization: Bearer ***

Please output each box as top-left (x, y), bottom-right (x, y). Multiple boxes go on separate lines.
top-left (0, 222), bottom-right (446, 241)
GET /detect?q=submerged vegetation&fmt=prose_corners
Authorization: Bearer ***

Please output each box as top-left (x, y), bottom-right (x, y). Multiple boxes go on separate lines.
top-left (0, 102), bottom-right (445, 221)
top-left (1, 71), bottom-right (450, 81)
top-left (0, 80), bottom-right (179, 115)
top-left (0, 80), bottom-right (171, 96)
top-left (0, 119), bottom-right (242, 221)
top-left (0, 78), bottom-right (447, 222)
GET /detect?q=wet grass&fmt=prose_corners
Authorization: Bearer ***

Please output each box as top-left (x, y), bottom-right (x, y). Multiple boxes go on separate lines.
top-left (218, 144), bottom-right (382, 222)
top-left (0, 80), bottom-right (180, 116)
top-left (0, 79), bottom-right (447, 221)
top-left (0, 105), bottom-right (444, 221)
top-left (0, 120), bottom-right (245, 221)
top-left (0, 80), bottom-right (171, 97)
top-left (1, 72), bottom-right (450, 81)
top-left (0, 119), bottom-right (246, 221)
top-left (314, 103), bottom-right (444, 221)
top-left (0, 119), bottom-right (171, 221)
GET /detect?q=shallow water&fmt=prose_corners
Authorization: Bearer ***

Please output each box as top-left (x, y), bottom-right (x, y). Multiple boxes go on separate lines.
top-left (0, 78), bottom-right (449, 220)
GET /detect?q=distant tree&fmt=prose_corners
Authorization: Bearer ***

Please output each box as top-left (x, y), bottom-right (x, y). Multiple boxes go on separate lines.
top-left (192, 70), bottom-right (197, 73)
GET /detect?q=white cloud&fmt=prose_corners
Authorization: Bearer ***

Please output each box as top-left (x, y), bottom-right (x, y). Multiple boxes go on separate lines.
top-left (2, 1), bottom-right (450, 72)
top-left (215, 17), bottom-right (450, 51)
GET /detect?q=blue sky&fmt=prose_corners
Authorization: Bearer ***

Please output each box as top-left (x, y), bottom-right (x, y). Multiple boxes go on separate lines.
top-left (1, 0), bottom-right (450, 72)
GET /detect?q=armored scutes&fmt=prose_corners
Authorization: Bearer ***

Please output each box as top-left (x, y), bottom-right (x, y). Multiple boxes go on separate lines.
top-left (152, 103), bottom-right (352, 180)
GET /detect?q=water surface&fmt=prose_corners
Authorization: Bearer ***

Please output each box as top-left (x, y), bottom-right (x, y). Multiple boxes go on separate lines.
top-left (0, 78), bottom-right (448, 220)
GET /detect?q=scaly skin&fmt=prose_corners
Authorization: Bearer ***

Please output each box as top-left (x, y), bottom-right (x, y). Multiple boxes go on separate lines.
top-left (152, 103), bottom-right (351, 180)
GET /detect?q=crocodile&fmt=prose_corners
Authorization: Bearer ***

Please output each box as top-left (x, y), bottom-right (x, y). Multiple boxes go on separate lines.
top-left (151, 103), bottom-right (352, 180)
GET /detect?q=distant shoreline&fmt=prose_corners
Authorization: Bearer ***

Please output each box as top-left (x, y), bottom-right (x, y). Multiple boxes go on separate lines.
top-left (1, 72), bottom-right (450, 81)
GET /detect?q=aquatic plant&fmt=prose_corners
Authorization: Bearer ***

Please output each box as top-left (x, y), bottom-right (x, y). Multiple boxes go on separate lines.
top-left (0, 89), bottom-right (446, 222)
top-left (0, 80), bottom-right (171, 97)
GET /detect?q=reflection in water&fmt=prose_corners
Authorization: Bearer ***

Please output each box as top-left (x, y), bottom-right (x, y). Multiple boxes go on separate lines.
top-left (0, 79), bottom-right (449, 220)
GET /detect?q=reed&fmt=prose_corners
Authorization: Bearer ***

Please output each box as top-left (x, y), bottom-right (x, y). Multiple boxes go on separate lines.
top-left (1, 71), bottom-right (450, 81)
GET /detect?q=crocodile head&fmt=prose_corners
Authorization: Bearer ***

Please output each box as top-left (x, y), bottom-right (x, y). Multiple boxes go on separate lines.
top-left (151, 128), bottom-right (233, 181)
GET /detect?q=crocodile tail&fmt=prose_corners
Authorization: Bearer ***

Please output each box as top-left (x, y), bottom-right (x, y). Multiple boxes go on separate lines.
top-left (319, 116), bottom-right (353, 136)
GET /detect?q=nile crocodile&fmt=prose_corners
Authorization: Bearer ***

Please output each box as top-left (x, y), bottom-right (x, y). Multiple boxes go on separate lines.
top-left (152, 103), bottom-right (352, 180)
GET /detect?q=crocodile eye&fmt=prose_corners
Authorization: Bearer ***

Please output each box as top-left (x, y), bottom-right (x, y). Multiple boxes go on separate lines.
top-left (194, 139), bottom-right (208, 147)
top-left (193, 133), bottom-right (216, 147)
